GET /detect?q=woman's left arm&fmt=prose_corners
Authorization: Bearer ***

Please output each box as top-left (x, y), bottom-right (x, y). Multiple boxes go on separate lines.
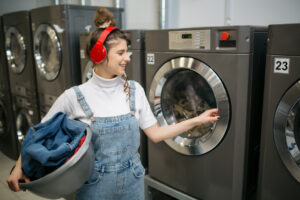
top-left (143, 108), bottom-right (219, 143)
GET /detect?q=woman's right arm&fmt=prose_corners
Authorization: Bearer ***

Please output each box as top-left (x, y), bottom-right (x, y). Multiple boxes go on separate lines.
top-left (6, 156), bottom-right (30, 191)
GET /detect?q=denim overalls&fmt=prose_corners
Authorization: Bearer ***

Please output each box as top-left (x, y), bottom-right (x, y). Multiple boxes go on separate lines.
top-left (74, 81), bottom-right (145, 200)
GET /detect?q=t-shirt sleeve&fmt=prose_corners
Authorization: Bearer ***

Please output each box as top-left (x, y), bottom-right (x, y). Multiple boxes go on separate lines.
top-left (41, 89), bottom-right (74, 123)
top-left (135, 82), bottom-right (157, 130)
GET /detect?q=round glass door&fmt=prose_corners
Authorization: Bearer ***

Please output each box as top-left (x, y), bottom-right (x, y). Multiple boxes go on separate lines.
top-left (274, 80), bottom-right (300, 182)
top-left (33, 24), bottom-right (62, 81)
top-left (16, 109), bottom-right (32, 144)
top-left (0, 101), bottom-right (8, 137)
top-left (149, 57), bottom-right (230, 155)
top-left (5, 27), bottom-right (26, 74)
top-left (82, 61), bottom-right (94, 83)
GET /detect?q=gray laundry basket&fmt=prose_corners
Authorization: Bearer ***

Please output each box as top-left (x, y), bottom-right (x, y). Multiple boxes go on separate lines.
top-left (20, 127), bottom-right (95, 199)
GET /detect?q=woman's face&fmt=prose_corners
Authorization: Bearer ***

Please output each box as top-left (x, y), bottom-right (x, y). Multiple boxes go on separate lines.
top-left (97, 38), bottom-right (130, 79)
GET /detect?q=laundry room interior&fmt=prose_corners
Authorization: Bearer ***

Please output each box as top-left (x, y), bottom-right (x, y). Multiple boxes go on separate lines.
top-left (0, 0), bottom-right (299, 200)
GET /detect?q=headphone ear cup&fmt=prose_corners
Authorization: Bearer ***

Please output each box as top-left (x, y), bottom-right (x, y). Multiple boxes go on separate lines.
top-left (89, 43), bottom-right (107, 63)
top-left (89, 26), bottom-right (118, 63)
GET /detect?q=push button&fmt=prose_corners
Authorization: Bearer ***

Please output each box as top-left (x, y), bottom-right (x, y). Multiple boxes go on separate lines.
top-left (221, 32), bottom-right (230, 40)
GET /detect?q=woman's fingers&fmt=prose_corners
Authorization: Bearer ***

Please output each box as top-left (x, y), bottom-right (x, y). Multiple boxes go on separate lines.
top-left (207, 108), bottom-right (218, 115)
top-left (24, 176), bottom-right (30, 183)
top-left (7, 179), bottom-right (20, 192)
top-left (6, 165), bottom-right (30, 192)
top-left (209, 116), bottom-right (220, 124)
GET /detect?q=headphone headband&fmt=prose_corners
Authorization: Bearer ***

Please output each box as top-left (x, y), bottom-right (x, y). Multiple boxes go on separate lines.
top-left (89, 26), bottom-right (119, 63)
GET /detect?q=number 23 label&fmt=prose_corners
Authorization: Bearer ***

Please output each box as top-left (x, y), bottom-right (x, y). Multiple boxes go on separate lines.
top-left (274, 58), bottom-right (290, 74)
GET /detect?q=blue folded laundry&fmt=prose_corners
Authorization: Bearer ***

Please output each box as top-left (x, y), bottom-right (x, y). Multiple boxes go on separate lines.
top-left (21, 112), bottom-right (88, 180)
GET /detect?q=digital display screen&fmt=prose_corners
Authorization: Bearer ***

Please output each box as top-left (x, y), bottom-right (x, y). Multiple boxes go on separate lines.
top-left (182, 34), bottom-right (192, 39)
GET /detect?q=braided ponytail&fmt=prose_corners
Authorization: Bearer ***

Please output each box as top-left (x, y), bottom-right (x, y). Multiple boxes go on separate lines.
top-left (122, 73), bottom-right (130, 101)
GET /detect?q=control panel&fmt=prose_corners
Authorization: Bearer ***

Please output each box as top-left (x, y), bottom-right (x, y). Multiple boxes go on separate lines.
top-left (169, 30), bottom-right (211, 50)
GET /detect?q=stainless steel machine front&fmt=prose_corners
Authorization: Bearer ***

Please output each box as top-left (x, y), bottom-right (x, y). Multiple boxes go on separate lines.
top-left (257, 23), bottom-right (300, 200)
top-left (145, 26), bottom-right (268, 200)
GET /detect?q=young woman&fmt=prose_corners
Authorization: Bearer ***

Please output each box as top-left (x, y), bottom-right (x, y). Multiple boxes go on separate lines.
top-left (7, 11), bottom-right (219, 199)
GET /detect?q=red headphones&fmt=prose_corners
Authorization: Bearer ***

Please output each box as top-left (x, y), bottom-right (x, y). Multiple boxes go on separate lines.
top-left (89, 26), bottom-right (118, 63)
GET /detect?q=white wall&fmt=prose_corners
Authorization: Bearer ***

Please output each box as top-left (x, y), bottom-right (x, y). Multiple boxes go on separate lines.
top-left (122, 0), bottom-right (300, 29)
top-left (229, 0), bottom-right (300, 25)
top-left (90, 0), bottom-right (113, 7)
top-left (0, 0), bottom-right (299, 29)
top-left (123, 0), bottom-right (159, 29)
top-left (0, 0), bottom-right (53, 15)
top-left (174, 0), bottom-right (226, 28)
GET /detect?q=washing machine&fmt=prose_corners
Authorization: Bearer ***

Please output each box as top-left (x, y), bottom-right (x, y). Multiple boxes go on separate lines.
top-left (0, 16), bottom-right (19, 160)
top-left (79, 29), bottom-right (149, 168)
top-left (3, 11), bottom-right (40, 148)
top-left (145, 26), bottom-right (268, 200)
top-left (257, 23), bottom-right (300, 200)
top-left (30, 5), bottom-right (123, 117)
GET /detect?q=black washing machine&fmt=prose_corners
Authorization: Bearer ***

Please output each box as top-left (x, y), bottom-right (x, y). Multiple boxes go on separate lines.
top-left (257, 23), bottom-right (300, 200)
top-left (79, 29), bottom-right (149, 168)
top-left (145, 26), bottom-right (267, 200)
top-left (31, 5), bottom-right (123, 117)
top-left (0, 16), bottom-right (19, 160)
top-left (3, 11), bottom-right (40, 148)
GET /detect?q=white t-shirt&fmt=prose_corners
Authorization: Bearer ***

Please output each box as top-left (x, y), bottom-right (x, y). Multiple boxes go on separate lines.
top-left (42, 71), bottom-right (157, 130)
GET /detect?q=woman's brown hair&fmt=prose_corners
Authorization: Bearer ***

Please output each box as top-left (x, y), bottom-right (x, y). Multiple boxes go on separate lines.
top-left (93, 7), bottom-right (116, 27)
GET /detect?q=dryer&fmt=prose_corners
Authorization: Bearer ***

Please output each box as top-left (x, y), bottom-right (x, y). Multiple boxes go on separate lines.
top-left (30, 5), bottom-right (123, 117)
top-left (257, 23), bottom-right (300, 200)
top-left (145, 26), bottom-right (267, 200)
top-left (3, 11), bottom-right (40, 148)
top-left (79, 29), bottom-right (149, 168)
top-left (0, 16), bottom-right (19, 160)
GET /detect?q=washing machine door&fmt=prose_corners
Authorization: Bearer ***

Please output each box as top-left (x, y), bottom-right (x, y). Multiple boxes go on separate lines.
top-left (149, 57), bottom-right (230, 155)
top-left (274, 80), bottom-right (300, 182)
top-left (33, 24), bottom-right (62, 81)
top-left (0, 100), bottom-right (8, 137)
top-left (5, 27), bottom-right (26, 74)
top-left (82, 61), bottom-right (94, 83)
top-left (16, 109), bottom-right (33, 144)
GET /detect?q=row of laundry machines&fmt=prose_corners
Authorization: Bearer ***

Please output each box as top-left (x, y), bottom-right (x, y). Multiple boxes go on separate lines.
top-left (0, 4), bottom-right (123, 160)
top-left (0, 4), bottom-right (299, 200)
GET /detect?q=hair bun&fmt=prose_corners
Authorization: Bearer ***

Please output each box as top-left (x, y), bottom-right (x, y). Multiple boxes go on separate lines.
top-left (94, 7), bottom-right (116, 28)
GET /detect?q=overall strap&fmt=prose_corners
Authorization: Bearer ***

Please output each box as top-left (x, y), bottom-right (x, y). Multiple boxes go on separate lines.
top-left (73, 86), bottom-right (95, 121)
top-left (129, 80), bottom-right (136, 115)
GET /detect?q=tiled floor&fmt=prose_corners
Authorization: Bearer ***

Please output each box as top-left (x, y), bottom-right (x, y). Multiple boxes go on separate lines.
top-left (0, 151), bottom-right (65, 200)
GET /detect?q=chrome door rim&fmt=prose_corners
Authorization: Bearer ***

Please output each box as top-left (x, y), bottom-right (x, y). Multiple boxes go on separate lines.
top-left (34, 24), bottom-right (62, 81)
top-left (274, 80), bottom-right (300, 182)
top-left (16, 109), bottom-right (32, 144)
top-left (5, 26), bottom-right (26, 74)
top-left (149, 57), bottom-right (230, 155)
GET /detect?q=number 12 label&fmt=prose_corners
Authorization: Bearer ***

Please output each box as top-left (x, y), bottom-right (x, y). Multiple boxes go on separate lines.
top-left (274, 58), bottom-right (290, 74)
